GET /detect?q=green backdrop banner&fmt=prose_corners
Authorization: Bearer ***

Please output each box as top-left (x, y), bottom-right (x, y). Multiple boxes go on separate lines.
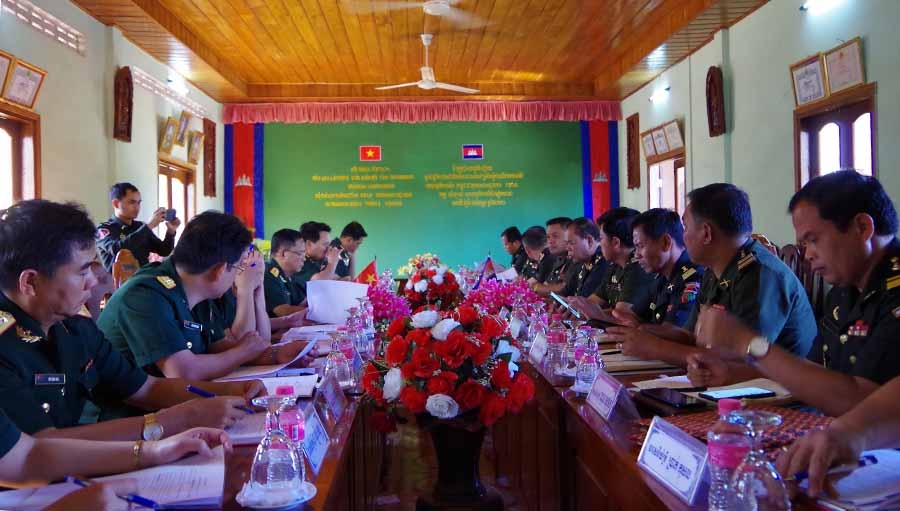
top-left (263, 122), bottom-right (585, 273)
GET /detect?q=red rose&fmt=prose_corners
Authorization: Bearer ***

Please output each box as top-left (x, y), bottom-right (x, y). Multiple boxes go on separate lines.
top-left (370, 410), bottom-right (397, 433)
top-left (454, 380), bottom-right (487, 410)
top-left (433, 331), bottom-right (469, 368)
top-left (426, 269), bottom-right (436, 278)
top-left (455, 306), bottom-right (479, 327)
top-left (405, 328), bottom-right (432, 349)
top-left (479, 392), bottom-right (508, 426)
top-left (361, 363), bottom-right (380, 392)
top-left (466, 335), bottom-right (494, 366)
top-left (410, 347), bottom-right (440, 378)
top-left (426, 371), bottom-right (458, 395)
top-left (385, 336), bottom-right (410, 366)
top-left (387, 317), bottom-right (408, 339)
top-left (401, 362), bottom-right (415, 379)
top-left (490, 361), bottom-right (512, 389)
top-left (400, 386), bottom-right (427, 413)
top-left (479, 315), bottom-right (507, 339)
top-left (507, 374), bottom-right (535, 413)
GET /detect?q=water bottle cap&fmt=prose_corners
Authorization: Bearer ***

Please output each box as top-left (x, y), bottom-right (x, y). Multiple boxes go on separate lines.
top-left (275, 385), bottom-right (295, 396)
top-left (551, 314), bottom-right (562, 321)
top-left (717, 398), bottom-right (743, 415)
top-left (337, 326), bottom-right (348, 332)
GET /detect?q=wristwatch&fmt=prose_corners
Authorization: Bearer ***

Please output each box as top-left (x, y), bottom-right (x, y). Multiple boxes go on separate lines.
top-left (746, 336), bottom-right (772, 362)
top-left (142, 413), bottom-right (164, 441)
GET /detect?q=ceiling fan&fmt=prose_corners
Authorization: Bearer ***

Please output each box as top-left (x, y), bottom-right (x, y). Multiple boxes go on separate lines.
top-left (375, 33), bottom-right (479, 94)
top-left (343, 0), bottom-right (489, 30)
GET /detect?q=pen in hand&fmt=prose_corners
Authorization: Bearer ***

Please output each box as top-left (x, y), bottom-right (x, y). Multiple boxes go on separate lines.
top-left (786, 454), bottom-right (878, 483)
top-left (66, 476), bottom-right (161, 510)
top-left (186, 385), bottom-right (255, 414)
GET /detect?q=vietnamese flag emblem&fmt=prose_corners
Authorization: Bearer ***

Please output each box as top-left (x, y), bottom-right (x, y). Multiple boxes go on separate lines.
top-left (359, 145), bottom-right (382, 161)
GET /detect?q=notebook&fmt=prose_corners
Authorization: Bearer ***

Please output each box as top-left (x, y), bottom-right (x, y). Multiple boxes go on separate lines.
top-left (0, 447), bottom-right (225, 510)
top-left (810, 449), bottom-right (900, 511)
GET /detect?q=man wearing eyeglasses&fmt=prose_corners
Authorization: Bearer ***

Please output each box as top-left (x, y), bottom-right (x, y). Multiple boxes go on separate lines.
top-left (98, 212), bottom-right (309, 388)
top-left (264, 229), bottom-right (308, 318)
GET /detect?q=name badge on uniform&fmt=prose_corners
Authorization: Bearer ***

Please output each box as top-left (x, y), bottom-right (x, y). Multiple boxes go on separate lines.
top-left (35, 373), bottom-right (66, 386)
top-left (183, 320), bottom-right (203, 332)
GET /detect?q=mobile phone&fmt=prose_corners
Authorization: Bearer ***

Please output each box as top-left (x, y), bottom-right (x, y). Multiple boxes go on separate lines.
top-left (699, 387), bottom-right (776, 402)
top-left (165, 208), bottom-right (177, 221)
top-left (640, 388), bottom-right (705, 409)
top-left (549, 291), bottom-right (582, 319)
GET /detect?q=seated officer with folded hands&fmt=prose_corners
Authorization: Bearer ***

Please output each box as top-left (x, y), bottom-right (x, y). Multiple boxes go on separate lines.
top-left (694, 171), bottom-right (900, 417)
top-left (0, 200), bottom-right (263, 440)
top-left (99, 212), bottom-right (310, 384)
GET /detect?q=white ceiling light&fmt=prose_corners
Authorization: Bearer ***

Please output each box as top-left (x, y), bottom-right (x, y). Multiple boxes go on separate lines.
top-left (649, 85), bottom-right (671, 103)
top-left (799, 0), bottom-right (844, 15)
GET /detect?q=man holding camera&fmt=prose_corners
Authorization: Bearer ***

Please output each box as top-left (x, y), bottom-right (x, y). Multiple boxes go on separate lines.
top-left (96, 182), bottom-right (181, 273)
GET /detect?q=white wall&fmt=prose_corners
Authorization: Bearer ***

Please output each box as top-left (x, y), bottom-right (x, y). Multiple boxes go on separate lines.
top-left (0, 0), bottom-right (223, 223)
top-left (620, 0), bottom-right (900, 245)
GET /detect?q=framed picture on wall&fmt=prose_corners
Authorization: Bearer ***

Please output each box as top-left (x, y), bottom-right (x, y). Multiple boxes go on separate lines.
top-left (652, 128), bottom-right (670, 154)
top-left (0, 51), bottom-right (13, 99)
top-left (1, 58), bottom-right (47, 110)
top-left (790, 54), bottom-right (827, 106)
top-left (824, 37), bottom-right (864, 94)
top-left (187, 130), bottom-right (204, 164)
top-left (663, 121), bottom-right (684, 150)
top-left (175, 111), bottom-right (192, 146)
top-left (160, 117), bottom-right (178, 155)
top-left (641, 132), bottom-right (656, 158)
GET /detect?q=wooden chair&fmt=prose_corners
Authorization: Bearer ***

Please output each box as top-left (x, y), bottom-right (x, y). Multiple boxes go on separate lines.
top-left (751, 233), bottom-right (779, 257)
top-left (780, 243), bottom-right (830, 319)
top-left (84, 261), bottom-right (115, 320)
top-left (112, 249), bottom-right (140, 289)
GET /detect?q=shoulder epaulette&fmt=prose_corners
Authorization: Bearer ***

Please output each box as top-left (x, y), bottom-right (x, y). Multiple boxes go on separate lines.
top-left (681, 267), bottom-right (697, 280)
top-left (737, 252), bottom-right (757, 272)
top-left (156, 275), bottom-right (176, 289)
top-left (0, 311), bottom-right (15, 336)
top-left (886, 274), bottom-right (900, 291)
top-left (270, 266), bottom-right (280, 278)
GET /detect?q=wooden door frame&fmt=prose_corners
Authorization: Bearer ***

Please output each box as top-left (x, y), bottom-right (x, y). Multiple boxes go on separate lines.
top-left (0, 101), bottom-right (41, 201)
top-left (645, 151), bottom-right (687, 211)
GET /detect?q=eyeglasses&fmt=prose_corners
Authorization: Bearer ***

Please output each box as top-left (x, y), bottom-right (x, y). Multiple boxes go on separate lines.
top-left (284, 249), bottom-right (305, 258)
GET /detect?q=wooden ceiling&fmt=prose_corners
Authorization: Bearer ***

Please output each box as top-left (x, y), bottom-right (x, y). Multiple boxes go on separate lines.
top-left (72, 0), bottom-right (768, 103)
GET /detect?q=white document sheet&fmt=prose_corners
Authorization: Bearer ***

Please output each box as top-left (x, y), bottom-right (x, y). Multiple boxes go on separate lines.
top-left (281, 324), bottom-right (342, 342)
top-left (214, 340), bottom-right (317, 381)
top-left (305, 280), bottom-right (369, 324)
top-left (0, 447), bottom-right (225, 511)
top-left (812, 449), bottom-right (900, 510)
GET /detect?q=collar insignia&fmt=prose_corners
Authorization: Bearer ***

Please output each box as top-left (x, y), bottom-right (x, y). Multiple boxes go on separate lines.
top-left (156, 276), bottom-right (176, 289)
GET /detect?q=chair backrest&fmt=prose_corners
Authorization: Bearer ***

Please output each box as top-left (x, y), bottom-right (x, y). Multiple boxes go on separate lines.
top-left (780, 243), bottom-right (830, 319)
top-left (84, 261), bottom-right (114, 320)
top-left (751, 233), bottom-right (779, 257)
top-left (112, 249), bottom-right (140, 289)
top-left (780, 244), bottom-right (803, 276)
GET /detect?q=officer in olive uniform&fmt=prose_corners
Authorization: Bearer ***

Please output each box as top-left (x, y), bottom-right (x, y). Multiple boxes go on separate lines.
top-left (0, 295), bottom-right (149, 434)
top-left (96, 183), bottom-right (178, 273)
top-left (192, 289), bottom-right (238, 344)
top-left (292, 256), bottom-right (328, 295)
top-left (810, 242), bottom-right (900, 382)
top-left (593, 254), bottom-right (657, 318)
top-left (292, 221), bottom-right (341, 295)
top-left (522, 248), bottom-right (556, 281)
top-left (330, 238), bottom-right (352, 279)
top-left (685, 239), bottom-right (816, 356)
top-left (565, 249), bottom-right (609, 297)
top-left (646, 252), bottom-right (704, 327)
top-left (99, 259), bottom-right (213, 377)
top-left (264, 259), bottom-right (305, 317)
top-left (330, 221), bottom-right (367, 280)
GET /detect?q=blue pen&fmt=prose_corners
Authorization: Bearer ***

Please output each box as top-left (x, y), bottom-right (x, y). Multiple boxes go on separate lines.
top-left (66, 476), bottom-right (161, 509)
top-left (789, 454), bottom-right (878, 483)
top-left (186, 385), bottom-right (255, 414)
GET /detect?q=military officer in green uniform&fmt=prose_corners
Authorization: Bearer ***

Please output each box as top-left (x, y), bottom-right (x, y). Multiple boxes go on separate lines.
top-left (589, 208), bottom-right (656, 315)
top-left (292, 221), bottom-right (342, 295)
top-left (695, 172), bottom-right (900, 417)
top-left (561, 217), bottom-right (610, 297)
top-left (0, 200), bottom-right (263, 439)
top-left (95, 182), bottom-right (180, 273)
top-left (264, 229), bottom-right (309, 318)
top-left (533, 217), bottom-right (577, 296)
top-left (99, 211), bottom-right (308, 384)
top-left (500, 226), bottom-right (529, 275)
top-left (521, 226), bottom-right (556, 282)
top-left (331, 221), bottom-right (368, 280)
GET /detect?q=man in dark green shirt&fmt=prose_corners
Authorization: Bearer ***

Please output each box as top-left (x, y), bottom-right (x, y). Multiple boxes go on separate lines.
top-left (292, 221), bottom-right (342, 296)
top-left (0, 200), bottom-right (262, 440)
top-left (95, 182), bottom-right (180, 273)
top-left (331, 221), bottom-right (368, 280)
top-left (99, 212), bottom-right (308, 382)
top-left (501, 226), bottom-right (528, 275)
top-left (561, 217), bottom-right (609, 297)
top-left (696, 172), bottom-right (900, 417)
top-left (264, 229), bottom-right (308, 318)
top-left (521, 226), bottom-right (556, 282)
top-left (533, 217), bottom-right (577, 297)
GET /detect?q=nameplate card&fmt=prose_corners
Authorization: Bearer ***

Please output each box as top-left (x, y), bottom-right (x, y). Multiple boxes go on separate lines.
top-left (585, 369), bottom-right (624, 420)
top-left (637, 416), bottom-right (708, 505)
top-left (302, 403), bottom-right (329, 476)
top-left (529, 333), bottom-right (548, 364)
top-left (315, 373), bottom-right (347, 428)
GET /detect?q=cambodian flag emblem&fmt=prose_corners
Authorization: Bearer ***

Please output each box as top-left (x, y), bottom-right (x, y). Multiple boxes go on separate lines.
top-left (462, 144), bottom-right (484, 160)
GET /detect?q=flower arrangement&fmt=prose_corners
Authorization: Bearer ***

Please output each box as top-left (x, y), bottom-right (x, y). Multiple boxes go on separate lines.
top-left (404, 265), bottom-right (462, 312)
top-left (397, 252), bottom-right (441, 277)
top-left (367, 279), bottom-right (411, 327)
top-left (361, 306), bottom-right (535, 433)
top-left (461, 278), bottom-right (544, 315)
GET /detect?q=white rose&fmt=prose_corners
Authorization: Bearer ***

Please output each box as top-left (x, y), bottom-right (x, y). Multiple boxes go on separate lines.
top-left (413, 280), bottom-right (428, 293)
top-left (432, 274), bottom-right (445, 285)
top-left (410, 309), bottom-right (440, 329)
top-left (425, 394), bottom-right (459, 419)
top-left (430, 318), bottom-right (460, 341)
top-left (436, 265), bottom-right (448, 275)
top-left (405, 279), bottom-right (413, 290)
top-left (383, 368), bottom-right (404, 402)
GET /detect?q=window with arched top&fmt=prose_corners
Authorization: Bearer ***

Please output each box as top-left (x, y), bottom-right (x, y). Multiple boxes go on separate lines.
top-left (794, 83), bottom-right (876, 189)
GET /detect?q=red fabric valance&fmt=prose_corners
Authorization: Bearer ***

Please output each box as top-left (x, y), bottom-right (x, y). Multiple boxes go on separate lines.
top-left (223, 101), bottom-right (621, 124)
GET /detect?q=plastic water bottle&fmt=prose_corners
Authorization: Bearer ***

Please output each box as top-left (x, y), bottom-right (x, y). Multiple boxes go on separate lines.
top-left (708, 398), bottom-right (751, 511)
top-left (546, 314), bottom-right (567, 369)
top-left (275, 385), bottom-right (305, 443)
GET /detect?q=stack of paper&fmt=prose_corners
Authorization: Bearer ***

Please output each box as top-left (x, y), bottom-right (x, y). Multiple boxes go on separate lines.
top-left (811, 449), bottom-right (900, 510)
top-left (215, 340), bottom-right (318, 381)
top-left (600, 353), bottom-right (677, 373)
top-left (281, 324), bottom-right (341, 342)
top-left (0, 447), bottom-right (225, 511)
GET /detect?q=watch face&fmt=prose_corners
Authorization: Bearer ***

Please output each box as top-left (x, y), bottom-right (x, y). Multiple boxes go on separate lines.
top-left (143, 422), bottom-right (164, 441)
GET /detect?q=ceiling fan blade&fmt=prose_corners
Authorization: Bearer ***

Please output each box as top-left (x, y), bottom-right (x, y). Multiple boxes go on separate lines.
top-left (443, 7), bottom-right (490, 29)
top-left (374, 82), bottom-right (422, 90)
top-left (341, 0), bottom-right (421, 14)
top-left (433, 82), bottom-right (480, 94)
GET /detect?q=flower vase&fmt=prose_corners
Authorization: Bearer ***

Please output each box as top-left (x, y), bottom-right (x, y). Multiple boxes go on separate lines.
top-left (415, 422), bottom-right (503, 511)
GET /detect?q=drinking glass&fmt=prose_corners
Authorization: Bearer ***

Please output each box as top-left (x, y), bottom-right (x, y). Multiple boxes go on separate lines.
top-left (249, 395), bottom-right (305, 491)
top-left (728, 410), bottom-right (792, 511)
